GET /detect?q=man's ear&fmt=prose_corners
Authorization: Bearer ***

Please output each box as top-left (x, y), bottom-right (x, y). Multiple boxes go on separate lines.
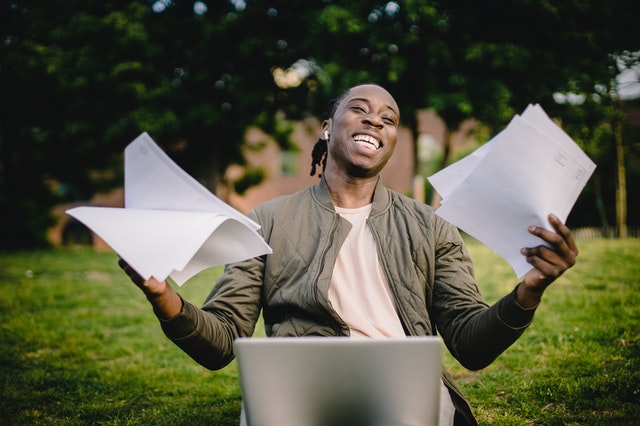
top-left (321, 119), bottom-right (331, 141)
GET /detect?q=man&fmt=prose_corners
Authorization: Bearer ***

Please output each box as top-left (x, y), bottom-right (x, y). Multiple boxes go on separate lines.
top-left (120, 84), bottom-right (578, 425)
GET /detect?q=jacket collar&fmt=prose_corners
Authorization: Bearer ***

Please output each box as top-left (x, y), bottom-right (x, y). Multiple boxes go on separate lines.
top-left (313, 175), bottom-right (391, 216)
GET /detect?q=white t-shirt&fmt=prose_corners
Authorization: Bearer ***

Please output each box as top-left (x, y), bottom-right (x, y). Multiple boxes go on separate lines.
top-left (329, 204), bottom-right (405, 337)
top-left (329, 204), bottom-right (455, 426)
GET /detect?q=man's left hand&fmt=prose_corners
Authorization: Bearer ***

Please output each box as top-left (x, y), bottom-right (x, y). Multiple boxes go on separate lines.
top-left (518, 213), bottom-right (578, 307)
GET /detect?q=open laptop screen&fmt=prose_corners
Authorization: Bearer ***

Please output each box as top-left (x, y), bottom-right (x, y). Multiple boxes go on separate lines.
top-left (234, 336), bottom-right (443, 426)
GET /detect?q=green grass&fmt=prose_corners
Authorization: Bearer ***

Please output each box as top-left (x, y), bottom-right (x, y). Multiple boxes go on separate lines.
top-left (1, 239), bottom-right (638, 425)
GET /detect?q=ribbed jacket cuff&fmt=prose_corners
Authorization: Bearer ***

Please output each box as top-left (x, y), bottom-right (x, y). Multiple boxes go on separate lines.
top-left (498, 285), bottom-right (539, 330)
top-left (157, 296), bottom-right (199, 340)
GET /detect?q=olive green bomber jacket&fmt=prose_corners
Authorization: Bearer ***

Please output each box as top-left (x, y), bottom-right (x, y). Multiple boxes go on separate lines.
top-left (160, 177), bottom-right (538, 425)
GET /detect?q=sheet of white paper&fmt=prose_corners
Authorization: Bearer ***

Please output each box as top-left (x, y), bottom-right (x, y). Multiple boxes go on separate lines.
top-left (66, 133), bottom-right (272, 285)
top-left (125, 133), bottom-right (260, 230)
top-left (428, 105), bottom-right (596, 277)
top-left (427, 136), bottom-right (497, 198)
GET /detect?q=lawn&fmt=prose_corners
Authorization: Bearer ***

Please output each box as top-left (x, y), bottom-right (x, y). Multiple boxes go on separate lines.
top-left (0, 238), bottom-right (638, 425)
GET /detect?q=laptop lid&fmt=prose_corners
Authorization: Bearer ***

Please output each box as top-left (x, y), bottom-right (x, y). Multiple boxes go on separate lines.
top-left (234, 336), bottom-right (443, 426)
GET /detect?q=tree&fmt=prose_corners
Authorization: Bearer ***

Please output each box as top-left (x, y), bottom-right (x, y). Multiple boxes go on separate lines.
top-left (1, 1), bottom-right (165, 247)
top-left (0, 0), bottom-right (300, 249)
top-left (434, 1), bottom-right (640, 237)
top-left (2, 0), bottom-right (638, 249)
top-left (296, 0), bottom-right (640, 231)
top-left (555, 52), bottom-right (640, 236)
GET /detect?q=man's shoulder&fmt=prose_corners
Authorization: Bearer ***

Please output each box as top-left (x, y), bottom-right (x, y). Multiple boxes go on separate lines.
top-left (382, 188), bottom-right (461, 241)
top-left (385, 187), bottom-right (437, 215)
top-left (252, 184), bottom-right (315, 214)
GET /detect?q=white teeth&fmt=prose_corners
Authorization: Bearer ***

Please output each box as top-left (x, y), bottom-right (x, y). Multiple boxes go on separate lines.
top-left (353, 134), bottom-right (380, 149)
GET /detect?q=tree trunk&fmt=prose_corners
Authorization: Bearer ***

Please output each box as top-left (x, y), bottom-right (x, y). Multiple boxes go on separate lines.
top-left (614, 117), bottom-right (628, 238)
top-left (593, 175), bottom-right (609, 228)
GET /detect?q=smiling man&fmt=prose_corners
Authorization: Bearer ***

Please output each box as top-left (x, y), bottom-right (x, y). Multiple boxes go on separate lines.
top-left (321, 84), bottom-right (399, 185)
top-left (120, 84), bottom-right (579, 425)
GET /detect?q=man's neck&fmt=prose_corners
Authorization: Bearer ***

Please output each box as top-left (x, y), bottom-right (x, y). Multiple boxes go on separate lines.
top-left (324, 172), bottom-right (377, 208)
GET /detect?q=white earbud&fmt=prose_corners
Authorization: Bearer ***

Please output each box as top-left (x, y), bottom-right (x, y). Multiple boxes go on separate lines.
top-left (324, 131), bottom-right (330, 140)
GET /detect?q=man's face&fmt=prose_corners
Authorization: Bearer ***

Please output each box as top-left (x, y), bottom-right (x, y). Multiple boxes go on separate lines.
top-left (325, 84), bottom-right (400, 178)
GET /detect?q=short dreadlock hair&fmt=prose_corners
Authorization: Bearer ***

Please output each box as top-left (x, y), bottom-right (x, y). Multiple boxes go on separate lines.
top-left (309, 88), bottom-right (352, 177)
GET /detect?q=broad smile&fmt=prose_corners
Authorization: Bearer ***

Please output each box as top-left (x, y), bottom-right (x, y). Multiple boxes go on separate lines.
top-left (353, 133), bottom-right (381, 150)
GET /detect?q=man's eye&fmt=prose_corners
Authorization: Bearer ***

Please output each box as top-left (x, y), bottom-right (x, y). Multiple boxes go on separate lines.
top-left (351, 106), bottom-right (366, 113)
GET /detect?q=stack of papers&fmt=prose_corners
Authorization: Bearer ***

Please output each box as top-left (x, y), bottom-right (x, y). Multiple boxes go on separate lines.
top-left (67, 133), bottom-right (272, 285)
top-left (428, 104), bottom-right (596, 277)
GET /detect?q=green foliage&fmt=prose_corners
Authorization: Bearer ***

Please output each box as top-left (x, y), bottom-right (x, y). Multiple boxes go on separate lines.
top-left (254, 112), bottom-right (297, 152)
top-left (2, 0), bottom-right (639, 248)
top-left (232, 167), bottom-right (266, 195)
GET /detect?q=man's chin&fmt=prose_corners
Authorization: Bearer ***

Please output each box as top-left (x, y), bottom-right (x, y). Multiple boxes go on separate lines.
top-left (345, 164), bottom-right (382, 179)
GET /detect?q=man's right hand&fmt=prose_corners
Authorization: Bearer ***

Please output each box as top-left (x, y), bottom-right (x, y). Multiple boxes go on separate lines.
top-left (117, 257), bottom-right (183, 319)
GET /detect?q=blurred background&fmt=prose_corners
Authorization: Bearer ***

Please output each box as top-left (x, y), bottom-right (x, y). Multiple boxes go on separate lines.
top-left (2, 0), bottom-right (639, 251)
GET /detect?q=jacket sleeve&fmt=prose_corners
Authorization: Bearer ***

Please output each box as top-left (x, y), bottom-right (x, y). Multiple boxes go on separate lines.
top-left (431, 219), bottom-right (538, 371)
top-left (157, 212), bottom-right (266, 371)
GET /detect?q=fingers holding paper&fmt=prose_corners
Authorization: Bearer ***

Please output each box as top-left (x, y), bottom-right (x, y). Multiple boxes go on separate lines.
top-left (118, 257), bottom-right (183, 319)
top-left (517, 214), bottom-right (578, 306)
top-left (118, 257), bottom-right (144, 285)
top-left (118, 257), bottom-right (168, 297)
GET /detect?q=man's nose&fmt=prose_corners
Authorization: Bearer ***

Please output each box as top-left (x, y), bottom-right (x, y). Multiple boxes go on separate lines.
top-left (363, 114), bottom-right (384, 128)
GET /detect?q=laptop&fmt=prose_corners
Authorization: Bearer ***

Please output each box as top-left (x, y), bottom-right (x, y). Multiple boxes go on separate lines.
top-left (234, 336), bottom-right (443, 426)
